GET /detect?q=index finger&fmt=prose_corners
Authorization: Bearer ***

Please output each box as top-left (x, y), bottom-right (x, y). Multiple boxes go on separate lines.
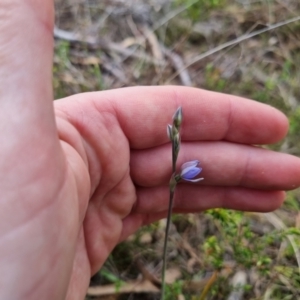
top-left (93, 86), bottom-right (288, 148)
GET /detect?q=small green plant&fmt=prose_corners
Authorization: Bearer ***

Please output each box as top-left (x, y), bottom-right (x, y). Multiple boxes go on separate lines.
top-left (165, 280), bottom-right (183, 299)
top-left (91, 62), bottom-right (105, 91)
top-left (204, 63), bottom-right (227, 92)
top-left (203, 236), bottom-right (224, 269)
top-left (99, 269), bottom-right (124, 292)
top-left (56, 40), bottom-right (71, 67)
top-left (174, 0), bottom-right (225, 21)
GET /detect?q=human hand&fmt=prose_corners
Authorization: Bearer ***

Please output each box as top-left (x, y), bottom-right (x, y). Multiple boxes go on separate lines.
top-left (1, 1), bottom-right (300, 300)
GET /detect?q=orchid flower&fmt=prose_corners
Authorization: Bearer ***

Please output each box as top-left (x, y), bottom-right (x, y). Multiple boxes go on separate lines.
top-left (180, 160), bottom-right (204, 182)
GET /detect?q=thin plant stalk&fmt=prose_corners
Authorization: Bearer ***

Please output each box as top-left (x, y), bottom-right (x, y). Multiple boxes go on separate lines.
top-left (161, 108), bottom-right (203, 300)
top-left (160, 187), bottom-right (175, 299)
top-left (161, 108), bottom-right (181, 300)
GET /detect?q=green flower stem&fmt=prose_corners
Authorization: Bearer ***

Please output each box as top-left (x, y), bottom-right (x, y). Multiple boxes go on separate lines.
top-left (172, 140), bottom-right (177, 172)
top-left (161, 174), bottom-right (180, 300)
top-left (160, 188), bottom-right (175, 300)
top-left (161, 107), bottom-right (182, 300)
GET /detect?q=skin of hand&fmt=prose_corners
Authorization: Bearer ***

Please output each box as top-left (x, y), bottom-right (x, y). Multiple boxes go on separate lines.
top-left (1, 1), bottom-right (300, 299)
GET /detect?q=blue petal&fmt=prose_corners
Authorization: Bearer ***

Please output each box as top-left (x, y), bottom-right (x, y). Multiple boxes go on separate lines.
top-left (181, 160), bottom-right (199, 170)
top-left (184, 177), bottom-right (204, 182)
top-left (181, 167), bottom-right (202, 179)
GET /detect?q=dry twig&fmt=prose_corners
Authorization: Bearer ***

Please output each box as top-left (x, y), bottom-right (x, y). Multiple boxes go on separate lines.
top-left (165, 15), bottom-right (300, 83)
top-left (54, 26), bottom-right (164, 66)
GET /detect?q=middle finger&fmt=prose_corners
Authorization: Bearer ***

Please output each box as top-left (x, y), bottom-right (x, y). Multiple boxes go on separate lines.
top-left (130, 141), bottom-right (300, 190)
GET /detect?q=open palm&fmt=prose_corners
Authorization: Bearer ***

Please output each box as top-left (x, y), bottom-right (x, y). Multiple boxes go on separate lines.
top-left (1, 1), bottom-right (300, 300)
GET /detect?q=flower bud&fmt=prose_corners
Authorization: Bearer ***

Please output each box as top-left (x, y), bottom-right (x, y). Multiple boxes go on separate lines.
top-left (172, 107), bottom-right (183, 130)
top-left (180, 160), bottom-right (204, 182)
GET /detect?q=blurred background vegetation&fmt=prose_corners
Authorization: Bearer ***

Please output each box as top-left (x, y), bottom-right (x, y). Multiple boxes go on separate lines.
top-left (54, 0), bottom-right (300, 299)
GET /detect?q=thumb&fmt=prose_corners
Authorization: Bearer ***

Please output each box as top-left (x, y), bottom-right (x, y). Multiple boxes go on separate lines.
top-left (0, 0), bottom-right (56, 142)
top-left (0, 1), bottom-right (62, 183)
